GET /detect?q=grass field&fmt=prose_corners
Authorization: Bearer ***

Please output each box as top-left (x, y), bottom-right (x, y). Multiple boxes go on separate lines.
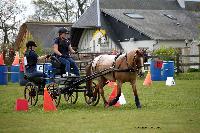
top-left (0, 80), bottom-right (200, 133)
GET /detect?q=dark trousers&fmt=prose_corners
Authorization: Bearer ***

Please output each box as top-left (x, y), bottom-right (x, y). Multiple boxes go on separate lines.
top-left (58, 57), bottom-right (80, 76)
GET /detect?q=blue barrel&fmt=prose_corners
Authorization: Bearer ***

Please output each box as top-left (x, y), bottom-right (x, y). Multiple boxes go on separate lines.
top-left (44, 63), bottom-right (53, 78)
top-left (44, 63), bottom-right (53, 84)
top-left (0, 65), bottom-right (8, 85)
top-left (150, 61), bottom-right (162, 81)
top-left (19, 71), bottom-right (28, 86)
top-left (10, 65), bottom-right (20, 83)
top-left (162, 61), bottom-right (174, 80)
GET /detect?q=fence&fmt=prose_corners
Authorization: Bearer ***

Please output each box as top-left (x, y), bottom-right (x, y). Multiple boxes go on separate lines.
top-left (74, 52), bottom-right (200, 73)
top-left (74, 52), bottom-right (112, 72)
top-left (147, 54), bottom-right (200, 73)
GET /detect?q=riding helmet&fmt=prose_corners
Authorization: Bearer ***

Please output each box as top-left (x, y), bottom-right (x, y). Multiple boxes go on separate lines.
top-left (58, 27), bottom-right (70, 34)
top-left (26, 41), bottom-right (37, 48)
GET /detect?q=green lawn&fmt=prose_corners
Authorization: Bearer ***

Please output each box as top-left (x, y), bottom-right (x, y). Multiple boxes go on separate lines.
top-left (0, 80), bottom-right (200, 133)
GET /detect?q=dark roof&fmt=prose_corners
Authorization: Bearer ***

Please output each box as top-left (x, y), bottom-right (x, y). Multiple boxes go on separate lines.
top-left (15, 22), bottom-right (72, 49)
top-left (72, 0), bottom-right (182, 28)
top-left (100, 0), bottom-right (182, 10)
top-left (72, 0), bottom-right (200, 41)
top-left (72, 0), bottom-right (99, 28)
top-left (101, 9), bottom-right (200, 40)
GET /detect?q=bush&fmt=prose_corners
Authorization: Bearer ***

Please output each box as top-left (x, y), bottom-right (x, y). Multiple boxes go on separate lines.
top-left (187, 68), bottom-right (200, 72)
top-left (152, 46), bottom-right (178, 61)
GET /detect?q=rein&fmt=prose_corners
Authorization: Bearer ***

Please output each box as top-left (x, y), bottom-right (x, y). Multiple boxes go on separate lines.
top-left (92, 51), bottom-right (144, 80)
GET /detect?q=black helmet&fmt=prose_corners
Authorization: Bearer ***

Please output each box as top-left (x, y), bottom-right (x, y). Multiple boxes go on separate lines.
top-left (26, 41), bottom-right (37, 48)
top-left (58, 27), bottom-right (70, 34)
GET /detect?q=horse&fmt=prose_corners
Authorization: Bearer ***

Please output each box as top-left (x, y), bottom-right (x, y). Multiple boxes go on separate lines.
top-left (85, 49), bottom-right (145, 108)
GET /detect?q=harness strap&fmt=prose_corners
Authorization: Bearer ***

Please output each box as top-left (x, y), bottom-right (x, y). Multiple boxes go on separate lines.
top-left (112, 52), bottom-right (122, 68)
top-left (112, 52), bottom-right (122, 80)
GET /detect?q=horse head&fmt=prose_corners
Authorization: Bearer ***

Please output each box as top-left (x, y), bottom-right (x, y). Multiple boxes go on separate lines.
top-left (128, 50), bottom-right (145, 77)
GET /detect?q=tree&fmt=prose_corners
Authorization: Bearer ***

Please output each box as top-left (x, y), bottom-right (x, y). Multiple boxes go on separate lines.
top-left (0, 0), bottom-right (26, 65)
top-left (0, 0), bottom-right (26, 44)
top-left (32, 0), bottom-right (75, 22)
top-left (76, 0), bottom-right (88, 18)
top-left (32, 0), bottom-right (91, 22)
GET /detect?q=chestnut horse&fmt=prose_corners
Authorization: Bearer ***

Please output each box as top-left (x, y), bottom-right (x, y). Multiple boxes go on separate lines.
top-left (85, 49), bottom-right (145, 108)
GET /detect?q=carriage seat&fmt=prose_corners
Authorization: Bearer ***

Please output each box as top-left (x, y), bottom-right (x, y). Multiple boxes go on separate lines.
top-left (24, 73), bottom-right (46, 86)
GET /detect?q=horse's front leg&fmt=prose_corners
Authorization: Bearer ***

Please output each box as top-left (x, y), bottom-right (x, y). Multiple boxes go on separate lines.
top-left (131, 81), bottom-right (141, 108)
top-left (108, 80), bottom-right (122, 106)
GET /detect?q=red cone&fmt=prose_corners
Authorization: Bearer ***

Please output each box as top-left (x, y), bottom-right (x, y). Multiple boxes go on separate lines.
top-left (12, 52), bottom-right (19, 65)
top-left (15, 98), bottom-right (28, 112)
top-left (43, 87), bottom-right (57, 111)
top-left (143, 71), bottom-right (152, 86)
top-left (0, 53), bottom-right (4, 65)
top-left (108, 83), bottom-right (120, 107)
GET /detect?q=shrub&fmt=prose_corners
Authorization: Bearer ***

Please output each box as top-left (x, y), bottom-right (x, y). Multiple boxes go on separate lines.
top-left (152, 46), bottom-right (178, 61)
top-left (187, 68), bottom-right (200, 72)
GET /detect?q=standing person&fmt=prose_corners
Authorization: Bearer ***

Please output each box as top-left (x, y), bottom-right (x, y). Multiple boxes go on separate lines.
top-left (24, 41), bottom-right (49, 78)
top-left (53, 27), bottom-right (80, 76)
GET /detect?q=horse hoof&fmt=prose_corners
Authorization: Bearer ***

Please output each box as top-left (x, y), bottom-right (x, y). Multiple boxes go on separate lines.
top-left (137, 105), bottom-right (142, 109)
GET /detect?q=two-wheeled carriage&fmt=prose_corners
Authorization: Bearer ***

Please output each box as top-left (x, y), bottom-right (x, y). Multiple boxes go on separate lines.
top-left (24, 55), bottom-right (111, 107)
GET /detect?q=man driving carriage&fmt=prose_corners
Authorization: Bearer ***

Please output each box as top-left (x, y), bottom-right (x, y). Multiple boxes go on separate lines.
top-left (53, 27), bottom-right (80, 76)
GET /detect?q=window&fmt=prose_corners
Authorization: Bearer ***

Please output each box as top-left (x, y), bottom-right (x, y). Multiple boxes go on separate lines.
top-left (163, 13), bottom-right (177, 20)
top-left (124, 13), bottom-right (144, 19)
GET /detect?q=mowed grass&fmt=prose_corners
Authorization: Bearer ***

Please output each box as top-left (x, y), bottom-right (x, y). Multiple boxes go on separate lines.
top-left (0, 80), bottom-right (200, 133)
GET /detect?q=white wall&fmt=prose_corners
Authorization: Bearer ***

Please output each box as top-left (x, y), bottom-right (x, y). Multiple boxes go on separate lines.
top-left (78, 29), bottom-right (94, 52)
top-left (78, 29), bottom-right (119, 52)
top-left (120, 40), bottom-right (156, 52)
top-left (154, 40), bottom-right (186, 49)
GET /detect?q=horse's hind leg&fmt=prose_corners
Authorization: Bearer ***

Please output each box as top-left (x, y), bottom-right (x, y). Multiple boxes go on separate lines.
top-left (108, 80), bottom-right (122, 106)
top-left (98, 77), bottom-right (108, 106)
top-left (131, 82), bottom-right (141, 108)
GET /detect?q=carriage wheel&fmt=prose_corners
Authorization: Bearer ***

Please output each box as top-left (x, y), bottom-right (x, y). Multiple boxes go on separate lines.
top-left (63, 89), bottom-right (78, 104)
top-left (46, 83), bottom-right (61, 107)
top-left (84, 82), bottom-right (100, 106)
top-left (24, 82), bottom-right (38, 106)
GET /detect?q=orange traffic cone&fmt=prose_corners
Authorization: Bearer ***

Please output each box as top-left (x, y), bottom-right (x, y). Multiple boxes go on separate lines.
top-left (143, 71), bottom-right (152, 86)
top-left (108, 84), bottom-right (121, 107)
top-left (43, 87), bottom-right (57, 111)
top-left (12, 52), bottom-right (19, 65)
top-left (15, 98), bottom-right (28, 111)
top-left (0, 53), bottom-right (4, 65)
top-left (107, 82), bottom-right (127, 107)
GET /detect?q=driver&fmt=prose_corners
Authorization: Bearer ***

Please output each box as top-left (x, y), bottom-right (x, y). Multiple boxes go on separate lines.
top-left (53, 27), bottom-right (80, 76)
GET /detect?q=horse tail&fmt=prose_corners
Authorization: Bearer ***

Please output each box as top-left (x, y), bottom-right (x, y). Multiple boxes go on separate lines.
top-left (85, 62), bottom-right (93, 90)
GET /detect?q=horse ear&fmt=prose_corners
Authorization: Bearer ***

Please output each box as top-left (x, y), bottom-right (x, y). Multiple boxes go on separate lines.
top-left (136, 50), bottom-right (140, 55)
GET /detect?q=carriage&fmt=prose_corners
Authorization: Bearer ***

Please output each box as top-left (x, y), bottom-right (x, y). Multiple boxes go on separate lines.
top-left (24, 55), bottom-right (112, 107)
top-left (24, 50), bottom-right (145, 108)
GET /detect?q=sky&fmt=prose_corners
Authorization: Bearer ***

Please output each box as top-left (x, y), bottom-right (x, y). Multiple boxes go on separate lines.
top-left (16, 0), bottom-right (35, 22)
